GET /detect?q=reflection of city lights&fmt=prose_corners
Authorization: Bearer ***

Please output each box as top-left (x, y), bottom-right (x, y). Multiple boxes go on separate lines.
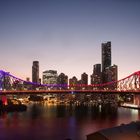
top-left (99, 105), bottom-right (101, 112)
top-left (132, 109), bottom-right (138, 115)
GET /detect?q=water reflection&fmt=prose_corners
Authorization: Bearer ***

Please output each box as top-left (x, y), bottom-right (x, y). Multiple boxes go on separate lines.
top-left (56, 105), bottom-right (66, 118)
top-left (30, 103), bottom-right (42, 120)
top-left (0, 103), bottom-right (140, 140)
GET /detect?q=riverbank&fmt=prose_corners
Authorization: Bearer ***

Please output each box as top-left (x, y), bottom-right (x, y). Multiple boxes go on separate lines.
top-left (120, 103), bottom-right (140, 110)
top-left (2, 104), bottom-right (27, 112)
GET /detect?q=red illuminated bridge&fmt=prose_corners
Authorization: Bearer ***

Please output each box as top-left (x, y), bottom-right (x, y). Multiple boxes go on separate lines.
top-left (0, 70), bottom-right (140, 94)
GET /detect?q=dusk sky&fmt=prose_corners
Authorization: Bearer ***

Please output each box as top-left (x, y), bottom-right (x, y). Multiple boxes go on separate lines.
top-left (0, 0), bottom-right (140, 81)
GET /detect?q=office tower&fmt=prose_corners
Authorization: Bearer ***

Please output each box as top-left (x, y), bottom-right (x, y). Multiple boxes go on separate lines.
top-left (81, 72), bottom-right (88, 85)
top-left (32, 61), bottom-right (39, 83)
top-left (102, 41), bottom-right (111, 72)
top-left (57, 73), bottom-right (68, 89)
top-left (102, 41), bottom-right (111, 83)
top-left (81, 72), bottom-right (88, 90)
top-left (69, 76), bottom-right (78, 85)
top-left (105, 65), bottom-right (118, 89)
top-left (42, 70), bottom-right (58, 85)
top-left (91, 64), bottom-right (102, 85)
top-left (69, 76), bottom-right (78, 90)
top-left (93, 64), bottom-right (101, 75)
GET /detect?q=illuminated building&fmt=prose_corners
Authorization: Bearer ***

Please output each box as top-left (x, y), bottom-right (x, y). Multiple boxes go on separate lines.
top-left (32, 61), bottom-right (39, 83)
top-left (81, 72), bottom-right (88, 90)
top-left (91, 64), bottom-right (102, 85)
top-left (102, 42), bottom-right (111, 83)
top-left (102, 41), bottom-right (111, 71)
top-left (81, 72), bottom-right (88, 85)
top-left (104, 65), bottom-right (118, 89)
top-left (57, 73), bottom-right (68, 89)
top-left (42, 70), bottom-right (58, 85)
top-left (69, 76), bottom-right (78, 90)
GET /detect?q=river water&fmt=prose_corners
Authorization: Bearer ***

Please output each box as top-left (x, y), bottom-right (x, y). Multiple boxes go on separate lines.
top-left (0, 103), bottom-right (140, 140)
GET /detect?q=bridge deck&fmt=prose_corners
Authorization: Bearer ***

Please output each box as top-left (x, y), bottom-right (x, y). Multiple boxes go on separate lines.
top-left (0, 90), bottom-right (140, 95)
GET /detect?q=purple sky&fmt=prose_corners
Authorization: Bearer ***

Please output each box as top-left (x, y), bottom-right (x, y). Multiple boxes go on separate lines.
top-left (0, 0), bottom-right (140, 81)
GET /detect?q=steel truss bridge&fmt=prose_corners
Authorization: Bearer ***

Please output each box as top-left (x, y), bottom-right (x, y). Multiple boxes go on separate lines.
top-left (0, 70), bottom-right (140, 94)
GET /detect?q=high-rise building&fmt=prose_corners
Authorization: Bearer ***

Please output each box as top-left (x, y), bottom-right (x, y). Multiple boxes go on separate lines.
top-left (81, 72), bottom-right (88, 90)
top-left (104, 65), bottom-right (118, 89)
top-left (81, 72), bottom-right (88, 85)
top-left (42, 70), bottom-right (58, 85)
top-left (93, 64), bottom-right (101, 75)
top-left (69, 76), bottom-right (78, 85)
top-left (102, 41), bottom-right (111, 83)
top-left (32, 61), bottom-right (39, 83)
top-left (102, 41), bottom-right (111, 72)
top-left (57, 73), bottom-right (68, 89)
top-left (69, 76), bottom-right (78, 90)
top-left (91, 64), bottom-right (102, 85)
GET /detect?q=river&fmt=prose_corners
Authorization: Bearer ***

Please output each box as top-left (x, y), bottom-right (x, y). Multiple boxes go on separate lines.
top-left (0, 103), bottom-right (140, 140)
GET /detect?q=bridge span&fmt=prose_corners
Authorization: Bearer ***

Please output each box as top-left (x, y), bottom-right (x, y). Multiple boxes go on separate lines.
top-left (0, 70), bottom-right (140, 94)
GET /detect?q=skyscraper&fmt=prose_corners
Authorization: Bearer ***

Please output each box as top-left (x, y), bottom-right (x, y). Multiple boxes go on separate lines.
top-left (91, 64), bottom-right (102, 85)
top-left (57, 73), bottom-right (68, 89)
top-left (104, 65), bottom-right (118, 89)
top-left (32, 61), bottom-right (39, 83)
top-left (102, 41), bottom-right (111, 83)
top-left (81, 72), bottom-right (88, 85)
top-left (102, 41), bottom-right (111, 72)
top-left (81, 72), bottom-right (88, 90)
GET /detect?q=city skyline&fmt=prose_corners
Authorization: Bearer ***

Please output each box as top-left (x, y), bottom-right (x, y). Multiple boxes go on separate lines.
top-left (0, 0), bottom-right (140, 80)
